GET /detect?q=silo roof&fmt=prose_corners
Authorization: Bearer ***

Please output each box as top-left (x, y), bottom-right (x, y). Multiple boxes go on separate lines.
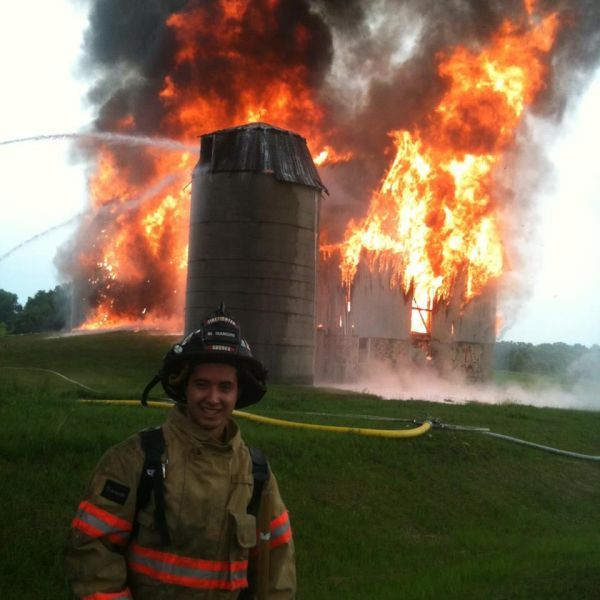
top-left (199, 122), bottom-right (328, 193)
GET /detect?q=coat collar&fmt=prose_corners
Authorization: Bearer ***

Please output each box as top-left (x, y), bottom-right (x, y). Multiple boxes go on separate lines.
top-left (165, 405), bottom-right (243, 449)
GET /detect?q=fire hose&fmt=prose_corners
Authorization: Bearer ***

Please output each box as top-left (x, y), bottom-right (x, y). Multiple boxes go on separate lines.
top-left (79, 399), bottom-right (432, 438)
top-left (78, 400), bottom-right (600, 460)
top-left (8, 367), bottom-right (595, 456)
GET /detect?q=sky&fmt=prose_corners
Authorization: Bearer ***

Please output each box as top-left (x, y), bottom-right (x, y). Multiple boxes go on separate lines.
top-left (0, 1), bottom-right (599, 347)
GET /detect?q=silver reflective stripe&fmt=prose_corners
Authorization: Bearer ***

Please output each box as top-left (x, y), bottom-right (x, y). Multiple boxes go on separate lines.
top-left (132, 553), bottom-right (247, 584)
top-left (77, 510), bottom-right (116, 535)
top-left (271, 521), bottom-right (290, 540)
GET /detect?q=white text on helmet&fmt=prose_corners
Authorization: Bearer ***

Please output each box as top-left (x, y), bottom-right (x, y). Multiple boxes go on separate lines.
top-left (205, 344), bottom-right (235, 352)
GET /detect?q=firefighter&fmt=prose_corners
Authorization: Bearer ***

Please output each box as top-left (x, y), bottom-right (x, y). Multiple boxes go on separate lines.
top-left (65, 305), bottom-right (296, 599)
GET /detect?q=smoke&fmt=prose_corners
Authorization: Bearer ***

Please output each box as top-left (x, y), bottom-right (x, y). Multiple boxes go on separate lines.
top-left (81, 0), bottom-right (333, 139)
top-left (330, 357), bottom-right (600, 411)
top-left (74, 0), bottom-right (600, 228)
top-left (61, 0), bottom-right (600, 325)
top-left (315, 0), bottom-right (600, 236)
top-left (567, 347), bottom-right (600, 382)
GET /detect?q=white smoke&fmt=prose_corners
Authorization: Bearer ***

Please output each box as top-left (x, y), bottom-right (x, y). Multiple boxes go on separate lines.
top-left (327, 358), bottom-right (600, 411)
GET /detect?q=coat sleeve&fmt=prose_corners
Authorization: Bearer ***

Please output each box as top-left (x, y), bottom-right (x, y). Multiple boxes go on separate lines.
top-left (65, 437), bottom-right (143, 599)
top-left (251, 467), bottom-right (296, 599)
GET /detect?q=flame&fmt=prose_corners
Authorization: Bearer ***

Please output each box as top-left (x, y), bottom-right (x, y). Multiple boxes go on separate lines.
top-left (160, 5), bottom-right (328, 147)
top-left (335, 8), bottom-right (560, 320)
top-left (76, 0), bottom-right (341, 330)
top-left (313, 145), bottom-right (354, 167)
top-left (78, 148), bottom-right (193, 330)
top-left (75, 0), bottom-right (561, 333)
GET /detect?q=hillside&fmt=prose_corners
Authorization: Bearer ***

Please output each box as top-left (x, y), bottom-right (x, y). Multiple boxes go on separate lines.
top-left (0, 332), bottom-right (599, 599)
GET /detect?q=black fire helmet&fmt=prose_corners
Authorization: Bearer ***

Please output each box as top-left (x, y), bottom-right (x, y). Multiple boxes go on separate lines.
top-left (141, 304), bottom-right (267, 409)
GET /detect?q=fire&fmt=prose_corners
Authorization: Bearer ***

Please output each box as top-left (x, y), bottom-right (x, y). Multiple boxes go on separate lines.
top-left (78, 148), bottom-right (193, 330)
top-left (160, 5), bottom-right (329, 146)
top-left (335, 7), bottom-right (560, 324)
top-left (75, 0), bottom-right (340, 330)
top-left (313, 146), bottom-right (354, 167)
top-left (73, 0), bottom-right (561, 333)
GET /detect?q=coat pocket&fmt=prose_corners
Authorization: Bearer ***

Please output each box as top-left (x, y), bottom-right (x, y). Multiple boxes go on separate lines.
top-left (230, 512), bottom-right (257, 549)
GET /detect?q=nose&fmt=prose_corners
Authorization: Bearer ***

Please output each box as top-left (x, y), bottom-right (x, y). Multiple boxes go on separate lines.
top-left (205, 385), bottom-right (220, 405)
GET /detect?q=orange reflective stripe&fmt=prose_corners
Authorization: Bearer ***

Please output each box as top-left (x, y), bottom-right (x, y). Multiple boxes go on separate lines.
top-left (270, 510), bottom-right (289, 530)
top-left (72, 500), bottom-right (132, 545)
top-left (129, 543), bottom-right (248, 590)
top-left (269, 510), bottom-right (292, 549)
top-left (82, 589), bottom-right (132, 600)
top-left (251, 510), bottom-right (293, 556)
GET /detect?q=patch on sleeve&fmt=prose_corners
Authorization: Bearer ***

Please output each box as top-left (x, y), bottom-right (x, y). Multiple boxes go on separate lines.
top-left (100, 479), bottom-right (130, 505)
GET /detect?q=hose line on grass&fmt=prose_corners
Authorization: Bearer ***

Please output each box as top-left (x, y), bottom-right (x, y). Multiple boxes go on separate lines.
top-left (256, 411), bottom-right (600, 460)
top-left (0, 366), bottom-right (100, 392)
top-left (233, 409), bottom-right (432, 438)
top-left (79, 399), bottom-right (432, 438)
top-left (428, 420), bottom-right (600, 462)
top-left (78, 400), bottom-right (599, 458)
top-left (480, 431), bottom-right (600, 461)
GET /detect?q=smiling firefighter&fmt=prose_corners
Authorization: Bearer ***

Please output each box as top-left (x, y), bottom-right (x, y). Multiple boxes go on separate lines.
top-left (65, 305), bottom-right (296, 599)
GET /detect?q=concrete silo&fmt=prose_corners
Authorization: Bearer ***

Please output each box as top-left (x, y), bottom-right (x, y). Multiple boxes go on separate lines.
top-left (185, 123), bottom-right (326, 383)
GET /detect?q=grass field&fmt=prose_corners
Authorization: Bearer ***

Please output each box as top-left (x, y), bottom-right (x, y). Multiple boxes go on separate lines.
top-left (1, 332), bottom-right (599, 599)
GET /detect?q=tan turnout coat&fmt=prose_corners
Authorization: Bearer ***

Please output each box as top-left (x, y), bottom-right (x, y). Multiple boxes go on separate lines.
top-left (65, 408), bottom-right (296, 599)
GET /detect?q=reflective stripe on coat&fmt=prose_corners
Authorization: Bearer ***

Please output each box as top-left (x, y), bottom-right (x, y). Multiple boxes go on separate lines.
top-left (65, 407), bottom-right (296, 599)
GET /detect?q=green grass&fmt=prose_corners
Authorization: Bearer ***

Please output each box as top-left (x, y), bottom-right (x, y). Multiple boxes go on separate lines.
top-left (1, 332), bottom-right (599, 599)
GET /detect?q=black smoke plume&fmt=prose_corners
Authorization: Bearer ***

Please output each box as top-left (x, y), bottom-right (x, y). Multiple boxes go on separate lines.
top-left (62, 0), bottom-right (600, 325)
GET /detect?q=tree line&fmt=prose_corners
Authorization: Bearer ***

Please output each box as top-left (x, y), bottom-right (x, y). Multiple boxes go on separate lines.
top-left (1, 286), bottom-right (598, 380)
top-left (494, 340), bottom-right (600, 380)
top-left (0, 285), bottom-right (70, 335)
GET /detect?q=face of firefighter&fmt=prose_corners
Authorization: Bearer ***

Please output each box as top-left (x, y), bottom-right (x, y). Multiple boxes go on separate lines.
top-left (184, 362), bottom-right (239, 439)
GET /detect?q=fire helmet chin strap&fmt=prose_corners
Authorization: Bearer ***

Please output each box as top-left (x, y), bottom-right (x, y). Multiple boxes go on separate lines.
top-left (141, 374), bottom-right (162, 407)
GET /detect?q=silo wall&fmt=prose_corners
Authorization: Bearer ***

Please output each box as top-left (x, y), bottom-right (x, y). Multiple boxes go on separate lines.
top-left (186, 169), bottom-right (319, 383)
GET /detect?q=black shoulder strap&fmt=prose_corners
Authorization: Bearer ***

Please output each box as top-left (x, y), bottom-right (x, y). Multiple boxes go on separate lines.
top-left (247, 446), bottom-right (269, 517)
top-left (134, 427), bottom-right (171, 546)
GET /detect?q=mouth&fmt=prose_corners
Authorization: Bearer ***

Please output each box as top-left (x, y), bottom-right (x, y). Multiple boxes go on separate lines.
top-left (197, 406), bottom-right (222, 416)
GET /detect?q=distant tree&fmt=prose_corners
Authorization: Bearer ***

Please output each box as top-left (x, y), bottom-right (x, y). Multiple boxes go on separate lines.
top-left (0, 289), bottom-right (22, 332)
top-left (494, 340), bottom-right (595, 379)
top-left (12, 285), bottom-right (71, 334)
top-left (506, 344), bottom-right (534, 372)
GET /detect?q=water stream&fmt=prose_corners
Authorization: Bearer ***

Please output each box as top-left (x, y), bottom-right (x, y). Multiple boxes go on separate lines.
top-left (0, 131), bottom-right (192, 261)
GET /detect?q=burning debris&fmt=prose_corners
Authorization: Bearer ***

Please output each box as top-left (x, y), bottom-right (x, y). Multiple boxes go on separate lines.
top-left (58, 0), bottom-right (599, 373)
top-left (316, 4), bottom-right (561, 381)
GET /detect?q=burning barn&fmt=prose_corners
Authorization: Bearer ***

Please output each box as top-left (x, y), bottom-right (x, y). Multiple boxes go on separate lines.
top-left (187, 123), bottom-right (497, 384)
top-left (59, 0), bottom-right (591, 389)
top-left (316, 254), bottom-right (497, 382)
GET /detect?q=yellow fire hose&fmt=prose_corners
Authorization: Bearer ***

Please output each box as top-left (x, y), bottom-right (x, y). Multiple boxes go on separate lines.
top-left (79, 399), bottom-right (432, 438)
top-left (78, 400), bottom-right (600, 459)
top-left (232, 408), bottom-right (431, 438)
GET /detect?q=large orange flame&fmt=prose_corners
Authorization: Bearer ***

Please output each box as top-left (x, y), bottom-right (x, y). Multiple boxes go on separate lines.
top-left (335, 8), bottom-right (560, 324)
top-left (77, 0), bottom-right (344, 330)
top-left (77, 0), bottom-right (559, 333)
